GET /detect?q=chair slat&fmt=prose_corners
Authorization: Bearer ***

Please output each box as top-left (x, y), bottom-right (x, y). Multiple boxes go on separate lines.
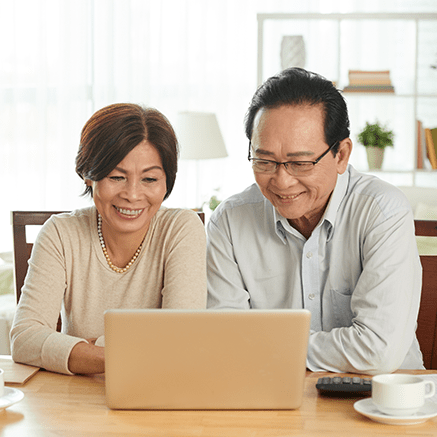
top-left (414, 219), bottom-right (437, 370)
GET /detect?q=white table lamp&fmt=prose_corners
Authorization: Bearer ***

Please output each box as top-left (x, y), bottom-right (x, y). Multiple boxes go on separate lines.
top-left (176, 112), bottom-right (227, 208)
top-left (177, 112), bottom-right (227, 160)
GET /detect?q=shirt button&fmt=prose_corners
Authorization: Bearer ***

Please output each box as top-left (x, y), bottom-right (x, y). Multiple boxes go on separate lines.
top-left (306, 252), bottom-right (313, 258)
top-left (308, 293), bottom-right (315, 300)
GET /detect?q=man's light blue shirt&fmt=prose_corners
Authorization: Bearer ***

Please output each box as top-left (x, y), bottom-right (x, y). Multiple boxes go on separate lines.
top-left (207, 165), bottom-right (423, 374)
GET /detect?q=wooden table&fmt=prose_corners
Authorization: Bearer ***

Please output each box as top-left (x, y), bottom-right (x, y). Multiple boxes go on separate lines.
top-left (1, 362), bottom-right (436, 436)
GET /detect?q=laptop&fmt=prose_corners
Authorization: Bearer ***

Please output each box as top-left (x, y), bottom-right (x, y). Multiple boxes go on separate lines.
top-left (104, 309), bottom-right (311, 410)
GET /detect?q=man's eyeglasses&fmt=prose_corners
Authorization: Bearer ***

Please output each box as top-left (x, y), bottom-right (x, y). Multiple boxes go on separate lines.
top-left (248, 141), bottom-right (338, 176)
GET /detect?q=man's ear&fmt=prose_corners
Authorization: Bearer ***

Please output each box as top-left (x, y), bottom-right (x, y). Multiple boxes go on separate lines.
top-left (336, 138), bottom-right (352, 174)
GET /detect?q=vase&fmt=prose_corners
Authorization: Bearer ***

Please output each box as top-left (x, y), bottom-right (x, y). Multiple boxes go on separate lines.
top-left (280, 36), bottom-right (306, 70)
top-left (366, 147), bottom-right (385, 170)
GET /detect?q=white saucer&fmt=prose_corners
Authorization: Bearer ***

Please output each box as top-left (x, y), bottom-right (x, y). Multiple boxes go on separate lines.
top-left (0, 387), bottom-right (25, 412)
top-left (354, 398), bottom-right (437, 425)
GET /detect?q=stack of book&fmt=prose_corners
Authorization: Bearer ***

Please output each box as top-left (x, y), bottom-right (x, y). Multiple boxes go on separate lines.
top-left (417, 121), bottom-right (437, 170)
top-left (343, 70), bottom-right (395, 93)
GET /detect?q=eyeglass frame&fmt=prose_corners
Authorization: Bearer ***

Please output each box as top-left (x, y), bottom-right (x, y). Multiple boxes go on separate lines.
top-left (247, 140), bottom-right (339, 176)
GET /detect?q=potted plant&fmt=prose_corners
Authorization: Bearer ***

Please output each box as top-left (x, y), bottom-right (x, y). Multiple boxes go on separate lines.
top-left (207, 194), bottom-right (222, 212)
top-left (202, 189), bottom-right (223, 214)
top-left (357, 121), bottom-right (394, 170)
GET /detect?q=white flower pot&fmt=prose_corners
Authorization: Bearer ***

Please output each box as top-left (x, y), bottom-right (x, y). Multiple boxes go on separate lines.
top-left (366, 147), bottom-right (385, 170)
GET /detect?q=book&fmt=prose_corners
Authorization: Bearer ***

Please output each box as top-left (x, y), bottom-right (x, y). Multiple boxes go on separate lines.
top-left (0, 355), bottom-right (40, 384)
top-left (349, 78), bottom-right (392, 85)
top-left (348, 70), bottom-right (391, 76)
top-left (344, 70), bottom-right (394, 93)
top-left (425, 128), bottom-right (437, 169)
top-left (348, 70), bottom-right (392, 86)
top-left (417, 122), bottom-right (432, 170)
top-left (343, 85), bottom-right (395, 93)
top-left (416, 120), bottom-right (424, 169)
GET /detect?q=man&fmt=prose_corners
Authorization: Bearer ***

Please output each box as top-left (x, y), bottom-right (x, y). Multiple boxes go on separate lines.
top-left (207, 68), bottom-right (423, 374)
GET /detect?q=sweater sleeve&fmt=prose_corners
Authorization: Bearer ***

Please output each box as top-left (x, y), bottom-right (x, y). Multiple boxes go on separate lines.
top-left (10, 217), bottom-right (87, 375)
top-left (160, 209), bottom-right (207, 309)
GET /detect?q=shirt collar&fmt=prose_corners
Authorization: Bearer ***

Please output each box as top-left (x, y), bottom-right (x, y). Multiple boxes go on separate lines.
top-left (323, 167), bottom-right (349, 228)
top-left (273, 166), bottom-right (350, 243)
top-left (321, 168), bottom-right (349, 241)
top-left (273, 208), bottom-right (289, 244)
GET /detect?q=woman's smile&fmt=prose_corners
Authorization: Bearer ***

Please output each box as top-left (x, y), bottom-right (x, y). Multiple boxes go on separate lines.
top-left (113, 206), bottom-right (145, 218)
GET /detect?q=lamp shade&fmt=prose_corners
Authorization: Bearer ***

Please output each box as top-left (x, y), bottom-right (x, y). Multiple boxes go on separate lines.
top-left (176, 112), bottom-right (227, 160)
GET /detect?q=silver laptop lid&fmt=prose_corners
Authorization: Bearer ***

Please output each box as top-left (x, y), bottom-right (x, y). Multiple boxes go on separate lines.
top-left (104, 309), bottom-right (311, 410)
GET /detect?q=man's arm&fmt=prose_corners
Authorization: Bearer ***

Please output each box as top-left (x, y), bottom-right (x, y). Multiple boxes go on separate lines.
top-left (307, 209), bottom-right (423, 374)
top-left (207, 214), bottom-right (251, 309)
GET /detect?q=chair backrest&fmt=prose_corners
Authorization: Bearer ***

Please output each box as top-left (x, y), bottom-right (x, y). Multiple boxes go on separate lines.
top-left (12, 211), bottom-right (66, 332)
top-left (414, 219), bottom-right (437, 370)
top-left (197, 211), bottom-right (205, 224)
top-left (12, 211), bottom-right (66, 305)
top-left (12, 209), bottom-right (205, 304)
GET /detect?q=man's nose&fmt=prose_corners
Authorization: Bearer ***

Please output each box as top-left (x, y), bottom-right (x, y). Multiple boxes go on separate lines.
top-left (271, 164), bottom-right (299, 189)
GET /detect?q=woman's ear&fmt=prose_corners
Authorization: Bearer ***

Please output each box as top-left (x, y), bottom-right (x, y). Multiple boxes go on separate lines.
top-left (84, 179), bottom-right (95, 197)
top-left (336, 138), bottom-right (352, 175)
top-left (85, 179), bottom-right (95, 191)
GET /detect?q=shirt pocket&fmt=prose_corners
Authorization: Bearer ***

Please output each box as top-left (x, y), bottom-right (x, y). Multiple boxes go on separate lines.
top-left (323, 288), bottom-right (354, 330)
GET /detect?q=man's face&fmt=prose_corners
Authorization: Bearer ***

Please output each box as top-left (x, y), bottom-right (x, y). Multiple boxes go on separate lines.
top-left (251, 104), bottom-right (351, 234)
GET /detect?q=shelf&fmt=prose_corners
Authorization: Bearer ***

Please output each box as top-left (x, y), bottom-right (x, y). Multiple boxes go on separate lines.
top-left (361, 170), bottom-right (437, 174)
top-left (257, 12), bottom-right (437, 188)
top-left (257, 13), bottom-right (437, 20)
top-left (343, 93), bottom-right (437, 98)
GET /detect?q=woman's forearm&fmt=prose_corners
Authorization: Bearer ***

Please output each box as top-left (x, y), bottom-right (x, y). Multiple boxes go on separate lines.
top-left (67, 340), bottom-right (105, 374)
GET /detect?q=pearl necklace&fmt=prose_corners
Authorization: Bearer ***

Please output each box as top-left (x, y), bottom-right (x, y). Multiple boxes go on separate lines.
top-left (97, 214), bottom-right (143, 273)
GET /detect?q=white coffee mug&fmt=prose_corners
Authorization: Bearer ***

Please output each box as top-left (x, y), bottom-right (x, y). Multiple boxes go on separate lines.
top-left (0, 368), bottom-right (4, 398)
top-left (372, 374), bottom-right (435, 416)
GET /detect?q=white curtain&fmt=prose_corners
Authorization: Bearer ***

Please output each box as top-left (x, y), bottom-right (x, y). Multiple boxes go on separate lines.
top-left (1, 0), bottom-right (436, 251)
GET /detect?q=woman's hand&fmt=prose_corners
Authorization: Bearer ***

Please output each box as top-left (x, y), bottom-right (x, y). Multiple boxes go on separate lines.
top-left (67, 338), bottom-right (105, 374)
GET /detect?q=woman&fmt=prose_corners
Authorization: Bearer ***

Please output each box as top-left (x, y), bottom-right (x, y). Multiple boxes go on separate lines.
top-left (11, 103), bottom-right (207, 375)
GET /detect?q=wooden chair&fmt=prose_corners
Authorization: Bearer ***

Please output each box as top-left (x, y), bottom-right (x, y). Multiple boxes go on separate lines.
top-left (12, 211), bottom-right (66, 306)
top-left (12, 211), bottom-right (66, 331)
top-left (414, 219), bottom-right (437, 370)
top-left (12, 209), bottom-right (205, 321)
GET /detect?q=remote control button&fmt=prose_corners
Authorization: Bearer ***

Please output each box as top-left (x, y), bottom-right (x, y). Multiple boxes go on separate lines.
top-left (342, 377), bottom-right (352, 384)
top-left (332, 377), bottom-right (342, 384)
top-left (352, 377), bottom-right (361, 384)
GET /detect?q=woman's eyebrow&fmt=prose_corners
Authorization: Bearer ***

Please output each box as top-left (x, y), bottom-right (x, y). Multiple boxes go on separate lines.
top-left (113, 165), bottom-right (163, 173)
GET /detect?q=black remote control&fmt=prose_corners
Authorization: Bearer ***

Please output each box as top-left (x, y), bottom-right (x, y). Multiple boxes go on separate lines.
top-left (316, 376), bottom-right (372, 395)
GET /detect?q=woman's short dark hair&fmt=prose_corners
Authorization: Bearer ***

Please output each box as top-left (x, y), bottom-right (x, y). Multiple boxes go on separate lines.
top-left (75, 103), bottom-right (178, 200)
top-left (244, 68), bottom-right (350, 155)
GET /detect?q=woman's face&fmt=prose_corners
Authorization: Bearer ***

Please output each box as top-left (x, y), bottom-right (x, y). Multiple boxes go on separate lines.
top-left (86, 140), bottom-right (167, 240)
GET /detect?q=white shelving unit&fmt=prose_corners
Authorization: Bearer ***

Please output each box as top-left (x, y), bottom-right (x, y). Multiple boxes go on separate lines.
top-left (257, 13), bottom-right (437, 188)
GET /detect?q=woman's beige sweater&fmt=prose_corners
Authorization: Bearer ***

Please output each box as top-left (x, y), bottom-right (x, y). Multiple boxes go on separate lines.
top-left (11, 206), bottom-right (207, 374)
